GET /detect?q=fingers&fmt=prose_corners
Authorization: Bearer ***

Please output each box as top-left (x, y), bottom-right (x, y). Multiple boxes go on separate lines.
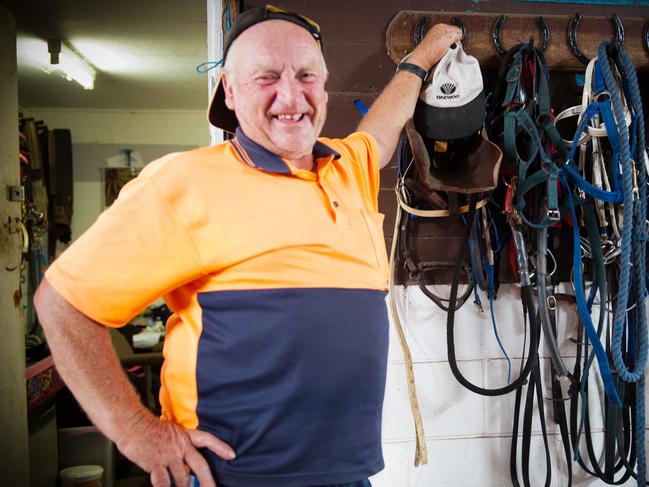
top-left (433, 26), bottom-right (462, 47)
top-left (118, 419), bottom-right (231, 487)
top-left (187, 429), bottom-right (236, 461)
top-left (150, 465), bottom-right (171, 487)
top-left (409, 23), bottom-right (463, 70)
top-left (184, 447), bottom-right (217, 487)
top-left (450, 29), bottom-right (463, 42)
top-left (168, 458), bottom-right (190, 487)
top-left (430, 23), bottom-right (462, 38)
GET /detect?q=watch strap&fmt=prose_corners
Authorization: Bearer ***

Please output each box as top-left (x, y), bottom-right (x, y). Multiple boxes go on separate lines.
top-left (397, 62), bottom-right (428, 82)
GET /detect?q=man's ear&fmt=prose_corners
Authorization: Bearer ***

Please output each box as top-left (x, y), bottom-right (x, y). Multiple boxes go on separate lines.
top-left (222, 73), bottom-right (235, 111)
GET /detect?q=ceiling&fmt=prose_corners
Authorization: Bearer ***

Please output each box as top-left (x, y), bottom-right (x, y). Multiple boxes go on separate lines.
top-left (1, 0), bottom-right (210, 110)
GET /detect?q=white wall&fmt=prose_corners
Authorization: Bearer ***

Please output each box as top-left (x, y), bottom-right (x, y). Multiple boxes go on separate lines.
top-left (28, 108), bottom-right (209, 146)
top-left (26, 108), bottom-right (207, 240)
top-left (372, 284), bottom-right (647, 487)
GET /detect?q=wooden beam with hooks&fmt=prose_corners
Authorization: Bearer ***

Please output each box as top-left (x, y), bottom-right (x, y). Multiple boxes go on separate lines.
top-left (386, 11), bottom-right (649, 71)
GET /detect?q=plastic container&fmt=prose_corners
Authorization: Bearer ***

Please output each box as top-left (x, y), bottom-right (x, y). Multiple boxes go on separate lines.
top-left (59, 465), bottom-right (104, 487)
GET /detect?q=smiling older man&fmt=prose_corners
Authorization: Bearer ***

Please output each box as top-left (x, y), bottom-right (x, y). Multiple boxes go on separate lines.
top-left (35, 5), bottom-right (460, 487)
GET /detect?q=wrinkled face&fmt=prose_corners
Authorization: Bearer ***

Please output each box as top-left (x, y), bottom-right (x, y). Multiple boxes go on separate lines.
top-left (222, 20), bottom-right (328, 162)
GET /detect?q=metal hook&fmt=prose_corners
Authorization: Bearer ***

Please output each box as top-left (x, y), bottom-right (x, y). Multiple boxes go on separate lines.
top-left (611, 13), bottom-right (624, 49)
top-left (568, 13), bottom-right (589, 66)
top-left (413, 16), bottom-right (429, 46)
top-left (537, 16), bottom-right (550, 53)
top-left (451, 16), bottom-right (467, 44)
top-left (491, 15), bottom-right (549, 57)
top-left (492, 15), bottom-right (507, 57)
top-left (570, 13), bottom-right (623, 64)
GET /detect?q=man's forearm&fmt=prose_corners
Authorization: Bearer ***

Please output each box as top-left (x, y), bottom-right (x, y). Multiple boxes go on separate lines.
top-left (358, 60), bottom-right (428, 169)
top-left (35, 278), bottom-right (234, 487)
top-left (358, 24), bottom-right (462, 169)
top-left (34, 278), bottom-right (153, 444)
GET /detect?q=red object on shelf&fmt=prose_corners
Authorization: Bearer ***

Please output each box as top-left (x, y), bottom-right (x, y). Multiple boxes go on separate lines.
top-left (26, 355), bottom-right (64, 412)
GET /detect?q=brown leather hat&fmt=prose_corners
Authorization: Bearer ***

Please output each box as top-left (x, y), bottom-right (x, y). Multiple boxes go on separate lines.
top-left (405, 118), bottom-right (502, 195)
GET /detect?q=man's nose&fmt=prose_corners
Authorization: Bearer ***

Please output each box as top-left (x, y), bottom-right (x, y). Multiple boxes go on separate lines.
top-left (275, 77), bottom-right (303, 106)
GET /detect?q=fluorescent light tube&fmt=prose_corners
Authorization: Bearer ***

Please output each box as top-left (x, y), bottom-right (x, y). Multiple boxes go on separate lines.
top-left (17, 38), bottom-right (96, 90)
top-left (57, 42), bottom-right (96, 89)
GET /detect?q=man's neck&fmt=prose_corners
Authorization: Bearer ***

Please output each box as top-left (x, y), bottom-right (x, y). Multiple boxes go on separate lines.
top-left (287, 154), bottom-right (315, 172)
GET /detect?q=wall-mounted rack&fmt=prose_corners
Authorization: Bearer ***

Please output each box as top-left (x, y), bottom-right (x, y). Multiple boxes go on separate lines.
top-left (386, 11), bottom-right (649, 71)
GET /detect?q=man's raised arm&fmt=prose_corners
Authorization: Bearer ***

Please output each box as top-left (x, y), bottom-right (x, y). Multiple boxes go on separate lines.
top-left (358, 23), bottom-right (462, 169)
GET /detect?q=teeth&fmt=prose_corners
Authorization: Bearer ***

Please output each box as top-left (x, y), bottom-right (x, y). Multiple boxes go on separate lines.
top-left (276, 114), bottom-right (303, 121)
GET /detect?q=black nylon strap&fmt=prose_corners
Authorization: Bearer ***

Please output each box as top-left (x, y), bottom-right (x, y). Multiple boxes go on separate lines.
top-left (549, 304), bottom-right (573, 487)
top-left (510, 300), bottom-right (552, 487)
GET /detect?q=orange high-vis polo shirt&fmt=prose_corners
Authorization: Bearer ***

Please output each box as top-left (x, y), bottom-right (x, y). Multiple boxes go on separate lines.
top-left (46, 128), bottom-right (389, 486)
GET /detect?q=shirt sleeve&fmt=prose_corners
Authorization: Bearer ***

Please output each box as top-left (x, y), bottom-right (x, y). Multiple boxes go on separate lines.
top-left (45, 169), bottom-right (204, 327)
top-left (327, 131), bottom-right (381, 212)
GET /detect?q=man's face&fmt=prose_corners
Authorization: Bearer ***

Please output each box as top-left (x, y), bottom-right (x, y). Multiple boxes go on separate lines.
top-left (222, 20), bottom-right (328, 162)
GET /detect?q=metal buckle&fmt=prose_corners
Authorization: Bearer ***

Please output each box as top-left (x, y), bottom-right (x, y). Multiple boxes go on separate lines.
top-left (594, 90), bottom-right (611, 102)
top-left (546, 209), bottom-right (561, 221)
top-left (603, 242), bottom-right (622, 264)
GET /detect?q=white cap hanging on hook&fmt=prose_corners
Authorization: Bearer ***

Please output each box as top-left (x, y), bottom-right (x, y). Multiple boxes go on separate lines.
top-left (414, 42), bottom-right (485, 140)
top-left (406, 42), bottom-right (501, 194)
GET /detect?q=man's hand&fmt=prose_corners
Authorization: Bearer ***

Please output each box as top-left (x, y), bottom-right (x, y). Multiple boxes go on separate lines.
top-left (407, 23), bottom-right (463, 72)
top-left (117, 411), bottom-right (236, 487)
top-left (357, 23), bottom-right (462, 169)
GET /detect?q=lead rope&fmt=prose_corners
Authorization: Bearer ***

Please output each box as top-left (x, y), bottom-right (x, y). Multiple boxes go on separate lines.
top-left (600, 40), bottom-right (648, 486)
top-left (555, 54), bottom-right (630, 480)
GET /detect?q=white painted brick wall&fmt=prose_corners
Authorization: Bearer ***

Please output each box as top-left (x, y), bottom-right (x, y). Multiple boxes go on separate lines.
top-left (372, 285), bottom-right (645, 487)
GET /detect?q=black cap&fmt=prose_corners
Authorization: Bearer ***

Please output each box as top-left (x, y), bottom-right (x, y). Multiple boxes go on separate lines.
top-left (222, 5), bottom-right (322, 63)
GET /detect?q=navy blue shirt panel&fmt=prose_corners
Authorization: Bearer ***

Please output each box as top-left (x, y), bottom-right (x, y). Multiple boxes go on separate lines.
top-left (195, 287), bottom-right (388, 487)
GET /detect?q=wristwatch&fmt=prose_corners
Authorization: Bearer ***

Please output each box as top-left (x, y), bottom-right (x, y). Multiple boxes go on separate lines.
top-left (396, 62), bottom-right (428, 82)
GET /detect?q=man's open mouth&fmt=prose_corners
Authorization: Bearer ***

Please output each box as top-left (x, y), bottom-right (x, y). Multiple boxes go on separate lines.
top-left (274, 113), bottom-right (305, 122)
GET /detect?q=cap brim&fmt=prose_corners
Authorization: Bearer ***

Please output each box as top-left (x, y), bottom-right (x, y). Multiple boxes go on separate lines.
top-left (413, 91), bottom-right (486, 140)
top-left (207, 72), bottom-right (238, 133)
top-left (406, 119), bottom-right (502, 194)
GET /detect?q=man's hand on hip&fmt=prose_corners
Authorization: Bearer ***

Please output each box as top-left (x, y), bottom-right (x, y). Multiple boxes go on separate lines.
top-left (117, 410), bottom-right (236, 487)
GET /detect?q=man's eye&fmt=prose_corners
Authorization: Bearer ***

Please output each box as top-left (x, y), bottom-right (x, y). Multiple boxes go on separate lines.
top-left (301, 73), bottom-right (316, 81)
top-left (256, 74), bottom-right (278, 83)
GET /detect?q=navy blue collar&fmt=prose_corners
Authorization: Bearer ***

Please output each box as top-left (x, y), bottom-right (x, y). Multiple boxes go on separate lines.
top-left (231, 127), bottom-right (340, 174)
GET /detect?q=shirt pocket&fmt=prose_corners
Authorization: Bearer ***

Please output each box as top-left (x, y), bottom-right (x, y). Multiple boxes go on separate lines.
top-left (360, 209), bottom-right (389, 282)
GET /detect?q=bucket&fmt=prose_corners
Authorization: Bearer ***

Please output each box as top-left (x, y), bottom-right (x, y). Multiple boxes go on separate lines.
top-left (59, 465), bottom-right (104, 487)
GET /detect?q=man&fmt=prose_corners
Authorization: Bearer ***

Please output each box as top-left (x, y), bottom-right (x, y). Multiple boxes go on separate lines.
top-left (35, 5), bottom-right (460, 487)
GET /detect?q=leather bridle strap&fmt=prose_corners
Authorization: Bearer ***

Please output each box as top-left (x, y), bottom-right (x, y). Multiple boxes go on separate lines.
top-left (446, 195), bottom-right (538, 396)
top-left (536, 225), bottom-right (572, 378)
top-left (388, 202), bottom-right (427, 466)
top-left (414, 261), bottom-right (474, 312)
top-left (395, 185), bottom-right (488, 217)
